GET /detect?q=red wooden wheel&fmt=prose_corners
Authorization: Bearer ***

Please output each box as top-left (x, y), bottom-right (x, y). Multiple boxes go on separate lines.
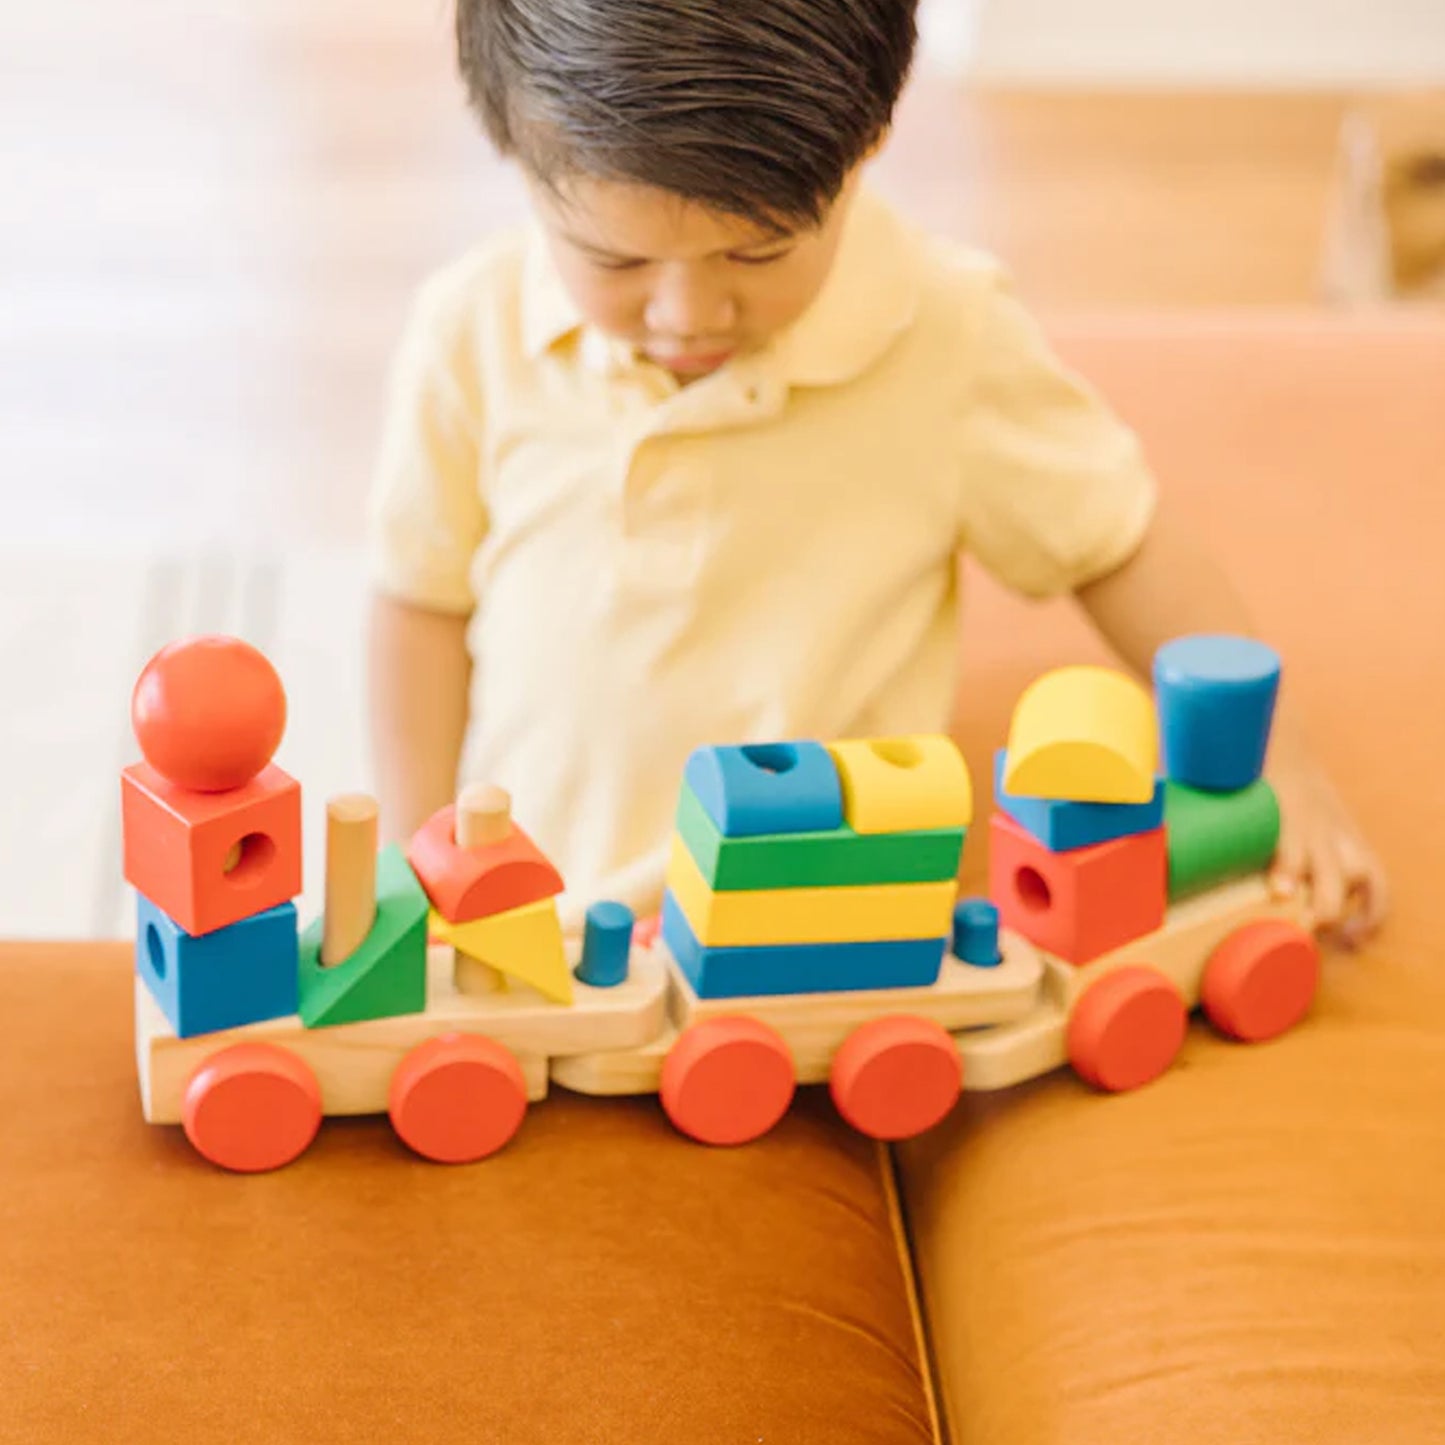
top-left (830, 1016), bottom-right (962, 1140)
top-left (1067, 966), bottom-right (1187, 1093)
top-left (388, 1034), bottom-right (528, 1163)
top-left (182, 1043), bottom-right (322, 1172)
top-left (660, 1017), bottom-right (795, 1146)
top-left (1201, 919), bottom-right (1320, 1043)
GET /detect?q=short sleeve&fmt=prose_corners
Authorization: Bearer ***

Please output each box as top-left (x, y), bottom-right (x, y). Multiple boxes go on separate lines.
top-left (366, 270), bottom-right (488, 616)
top-left (955, 270), bottom-right (1156, 599)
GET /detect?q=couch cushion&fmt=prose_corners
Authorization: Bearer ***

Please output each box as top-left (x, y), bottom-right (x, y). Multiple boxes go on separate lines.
top-left (900, 313), bottom-right (1445, 1443)
top-left (0, 945), bottom-right (939, 1444)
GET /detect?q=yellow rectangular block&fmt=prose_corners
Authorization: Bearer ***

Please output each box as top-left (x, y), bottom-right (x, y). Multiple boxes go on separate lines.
top-left (665, 834), bottom-right (956, 947)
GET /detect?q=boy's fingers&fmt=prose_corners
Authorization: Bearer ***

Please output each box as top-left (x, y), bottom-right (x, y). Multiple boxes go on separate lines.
top-left (1269, 817), bottom-right (1307, 898)
top-left (1337, 832), bottom-right (1391, 940)
top-left (1311, 834), bottom-right (1347, 932)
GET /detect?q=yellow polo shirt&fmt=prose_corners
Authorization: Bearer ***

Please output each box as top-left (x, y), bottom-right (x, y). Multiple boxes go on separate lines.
top-left (368, 187), bottom-right (1155, 929)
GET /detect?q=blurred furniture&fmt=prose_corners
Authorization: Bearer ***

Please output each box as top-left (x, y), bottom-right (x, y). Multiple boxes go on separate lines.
top-left (1322, 90), bottom-right (1445, 302)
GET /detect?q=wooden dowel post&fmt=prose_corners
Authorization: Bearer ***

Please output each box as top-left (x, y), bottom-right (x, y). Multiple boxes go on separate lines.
top-left (452, 783), bottom-right (512, 994)
top-left (456, 783), bottom-right (512, 848)
top-left (320, 793), bottom-right (379, 966)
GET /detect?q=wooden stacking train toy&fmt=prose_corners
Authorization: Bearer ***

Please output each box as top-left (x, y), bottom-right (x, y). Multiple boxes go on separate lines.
top-left (127, 634), bottom-right (1317, 1172)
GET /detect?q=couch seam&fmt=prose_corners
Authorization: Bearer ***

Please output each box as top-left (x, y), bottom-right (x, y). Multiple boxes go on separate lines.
top-left (877, 1138), bottom-right (948, 1445)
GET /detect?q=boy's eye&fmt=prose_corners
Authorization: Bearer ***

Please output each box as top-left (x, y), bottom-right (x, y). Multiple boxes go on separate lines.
top-left (590, 256), bottom-right (648, 272)
top-left (731, 249), bottom-right (793, 266)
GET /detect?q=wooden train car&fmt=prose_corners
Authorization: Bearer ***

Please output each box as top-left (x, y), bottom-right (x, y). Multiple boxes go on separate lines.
top-left (126, 632), bottom-right (1317, 1172)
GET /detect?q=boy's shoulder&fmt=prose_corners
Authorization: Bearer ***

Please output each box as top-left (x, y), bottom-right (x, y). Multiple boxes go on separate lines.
top-left (857, 190), bottom-right (1025, 349)
top-left (402, 223), bottom-right (595, 370)
top-left (875, 197), bottom-right (1057, 371)
top-left (907, 215), bottom-right (1016, 325)
top-left (402, 227), bottom-right (537, 350)
top-left (854, 187), bottom-right (1009, 298)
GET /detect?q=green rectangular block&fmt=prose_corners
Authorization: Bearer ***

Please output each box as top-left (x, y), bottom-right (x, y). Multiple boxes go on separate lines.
top-left (675, 782), bottom-right (965, 892)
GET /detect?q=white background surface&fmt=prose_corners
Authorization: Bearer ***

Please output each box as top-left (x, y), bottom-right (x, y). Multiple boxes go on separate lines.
top-left (1, 547), bottom-right (370, 939)
top-left (924, 0), bottom-right (1445, 83)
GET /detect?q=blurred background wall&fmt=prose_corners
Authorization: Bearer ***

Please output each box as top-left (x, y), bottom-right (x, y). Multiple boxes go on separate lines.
top-left (926, 0), bottom-right (1445, 84)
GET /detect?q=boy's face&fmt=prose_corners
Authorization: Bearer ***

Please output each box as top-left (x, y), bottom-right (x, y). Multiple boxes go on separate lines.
top-left (528, 167), bottom-right (862, 381)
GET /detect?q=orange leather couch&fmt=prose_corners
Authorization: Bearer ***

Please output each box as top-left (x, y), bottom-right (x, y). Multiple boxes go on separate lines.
top-left (2, 313), bottom-right (1441, 1444)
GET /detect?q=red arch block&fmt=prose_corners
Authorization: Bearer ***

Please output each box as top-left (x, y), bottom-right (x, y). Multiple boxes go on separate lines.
top-left (407, 804), bottom-right (564, 925)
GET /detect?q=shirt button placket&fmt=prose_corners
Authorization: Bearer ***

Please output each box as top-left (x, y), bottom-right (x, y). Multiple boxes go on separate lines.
top-left (616, 430), bottom-right (707, 593)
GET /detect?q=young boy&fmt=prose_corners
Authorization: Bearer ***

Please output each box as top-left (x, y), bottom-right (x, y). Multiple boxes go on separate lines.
top-left (368, 0), bottom-right (1385, 945)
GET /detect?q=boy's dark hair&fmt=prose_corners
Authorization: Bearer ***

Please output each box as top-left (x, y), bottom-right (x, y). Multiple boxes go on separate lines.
top-left (456, 0), bottom-right (919, 233)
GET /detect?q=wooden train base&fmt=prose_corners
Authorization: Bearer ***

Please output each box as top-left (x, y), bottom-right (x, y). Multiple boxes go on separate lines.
top-left (125, 631), bottom-right (1315, 1172)
top-left (136, 873), bottom-right (1316, 1169)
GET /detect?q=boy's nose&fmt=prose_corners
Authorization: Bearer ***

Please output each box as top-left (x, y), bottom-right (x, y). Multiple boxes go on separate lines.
top-left (644, 264), bottom-right (736, 341)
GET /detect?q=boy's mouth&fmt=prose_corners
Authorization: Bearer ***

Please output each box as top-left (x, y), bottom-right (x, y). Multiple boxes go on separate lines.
top-left (647, 345), bottom-right (736, 374)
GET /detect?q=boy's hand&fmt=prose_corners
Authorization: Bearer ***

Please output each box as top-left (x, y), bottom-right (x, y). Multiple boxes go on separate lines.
top-left (1267, 753), bottom-right (1389, 949)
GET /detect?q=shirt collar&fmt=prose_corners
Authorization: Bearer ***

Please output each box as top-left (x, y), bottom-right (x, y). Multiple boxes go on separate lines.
top-left (520, 223), bottom-right (585, 361)
top-left (770, 186), bottom-right (921, 388)
top-left (518, 185), bottom-right (921, 388)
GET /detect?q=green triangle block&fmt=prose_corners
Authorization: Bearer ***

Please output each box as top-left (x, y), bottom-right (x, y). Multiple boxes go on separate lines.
top-left (298, 844), bottom-right (429, 1028)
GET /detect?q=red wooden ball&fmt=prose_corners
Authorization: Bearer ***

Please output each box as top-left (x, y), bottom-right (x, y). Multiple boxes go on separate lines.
top-left (132, 636), bottom-right (286, 791)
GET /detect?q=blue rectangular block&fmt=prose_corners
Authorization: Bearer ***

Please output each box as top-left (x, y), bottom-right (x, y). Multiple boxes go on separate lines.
top-left (661, 892), bottom-right (947, 1000)
top-left (994, 749), bottom-right (1164, 853)
top-left (136, 894), bottom-right (298, 1038)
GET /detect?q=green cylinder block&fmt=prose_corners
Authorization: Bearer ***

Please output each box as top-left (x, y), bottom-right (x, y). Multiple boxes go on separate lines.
top-left (1165, 779), bottom-right (1280, 900)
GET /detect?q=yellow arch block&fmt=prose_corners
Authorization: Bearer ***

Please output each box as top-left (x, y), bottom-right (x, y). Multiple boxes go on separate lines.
top-left (431, 898), bottom-right (574, 1006)
top-left (825, 736), bottom-right (973, 835)
top-left (1003, 665), bottom-right (1157, 804)
top-left (665, 835), bottom-right (956, 948)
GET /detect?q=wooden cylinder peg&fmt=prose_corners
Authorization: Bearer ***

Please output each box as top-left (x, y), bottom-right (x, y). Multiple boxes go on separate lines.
top-left (456, 783), bottom-right (512, 848)
top-left (320, 793), bottom-right (379, 966)
top-left (454, 950), bottom-right (506, 995)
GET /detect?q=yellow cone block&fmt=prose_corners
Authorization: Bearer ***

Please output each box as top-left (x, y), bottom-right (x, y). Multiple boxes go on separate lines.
top-left (1003, 665), bottom-right (1157, 804)
top-left (665, 835), bottom-right (955, 948)
top-left (825, 736), bottom-right (973, 835)
top-left (431, 898), bottom-right (574, 1006)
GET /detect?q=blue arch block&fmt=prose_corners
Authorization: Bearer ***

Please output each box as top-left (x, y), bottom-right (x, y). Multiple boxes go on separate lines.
top-left (1154, 635), bottom-right (1281, 792)
top-left (683, 741), bottom-right (843, 838)
top-left (136, 894), bottom-right (298, 1039)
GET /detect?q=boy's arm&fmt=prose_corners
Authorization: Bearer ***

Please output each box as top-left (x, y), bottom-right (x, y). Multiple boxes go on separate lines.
top-left (1075, 504), bottom-right (1388, 945)
top-left (368, 594), bottom-right (472, 845)
top-left (945, 268), bottom-right (1385, 945)
top-left (364, 263), bottom-right (489, 844)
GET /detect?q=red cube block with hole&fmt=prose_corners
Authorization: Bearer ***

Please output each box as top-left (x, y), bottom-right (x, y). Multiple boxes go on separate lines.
top-left (406, 804), bottom-right (564, 925)
top-left (988, 811), bottom-right (1167, 964)
top-left (121, 761), bottom-right (302, 937)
